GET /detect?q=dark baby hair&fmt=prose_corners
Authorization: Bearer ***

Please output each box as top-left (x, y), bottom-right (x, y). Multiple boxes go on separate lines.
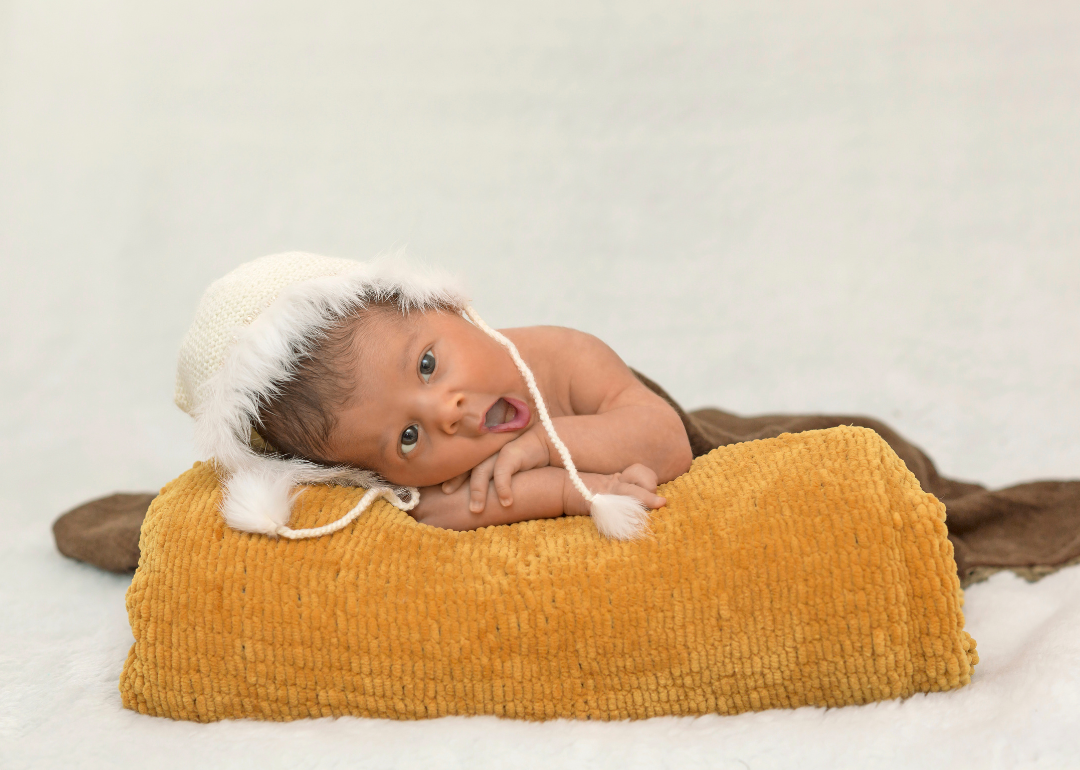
top-left (255, 306), bottom-right (392, 464)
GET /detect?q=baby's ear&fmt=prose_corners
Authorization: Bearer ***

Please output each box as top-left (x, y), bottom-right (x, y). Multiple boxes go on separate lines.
top-left (222, 466), bottom-right (297, 536)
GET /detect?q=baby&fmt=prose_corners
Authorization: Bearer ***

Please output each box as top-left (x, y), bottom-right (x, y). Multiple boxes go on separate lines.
top-left (257, 304), bottom-right (692, 531)
top-left (176, 252), bottom-right (692, 539)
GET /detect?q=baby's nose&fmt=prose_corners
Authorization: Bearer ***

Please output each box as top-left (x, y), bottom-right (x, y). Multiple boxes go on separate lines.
top-left (432, 391), bottom-right (467, 434)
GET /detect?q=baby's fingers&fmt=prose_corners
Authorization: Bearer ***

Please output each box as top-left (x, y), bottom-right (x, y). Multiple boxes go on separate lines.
top-left (468, 455), bottom-right (498, 513)
top-left (492, 453), bottom-right (524, 507)
top-left (617, 463), bottom-right (658, 493)
top-left (441, 472), bottom-right (469, 495)
top-left (614, 481), bottom-right (667, 511)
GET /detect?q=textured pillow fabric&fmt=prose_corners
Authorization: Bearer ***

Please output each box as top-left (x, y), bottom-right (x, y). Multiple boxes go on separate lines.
top-left (120, 426), bottom-right (977, 722)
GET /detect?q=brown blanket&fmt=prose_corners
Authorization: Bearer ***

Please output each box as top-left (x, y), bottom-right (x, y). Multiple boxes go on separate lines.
top-left (634, 372), bottom-right (1080, 587)
top-left (55, 373), bottom-right (1080, 587)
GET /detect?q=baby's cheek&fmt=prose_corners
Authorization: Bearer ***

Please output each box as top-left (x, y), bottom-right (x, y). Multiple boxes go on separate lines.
top-left (439, 436), bottom-right (511, 480)
top-left (384, 438), bottom-right (498, 488)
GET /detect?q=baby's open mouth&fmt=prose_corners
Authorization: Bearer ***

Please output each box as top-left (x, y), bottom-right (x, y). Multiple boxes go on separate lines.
top-left (483, 397), bottom-right (531, 433)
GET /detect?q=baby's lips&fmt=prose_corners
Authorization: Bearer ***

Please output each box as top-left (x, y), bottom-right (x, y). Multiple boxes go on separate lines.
top-left (484, 396), bottom-right (532, 433)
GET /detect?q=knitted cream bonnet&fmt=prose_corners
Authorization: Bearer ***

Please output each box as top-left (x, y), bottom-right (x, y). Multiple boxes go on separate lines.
top-left (177, 252), bottom-right (649, 540)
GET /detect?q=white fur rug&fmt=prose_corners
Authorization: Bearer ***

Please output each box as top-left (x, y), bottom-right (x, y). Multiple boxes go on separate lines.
top-left (2, 1), bottom-right (1077, 767)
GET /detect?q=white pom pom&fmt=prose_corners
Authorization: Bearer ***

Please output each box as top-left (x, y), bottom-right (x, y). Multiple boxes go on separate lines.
top-left (222, 466), bottom-right (297, 536)
top-left (589, 494), bottom-right (651, 540)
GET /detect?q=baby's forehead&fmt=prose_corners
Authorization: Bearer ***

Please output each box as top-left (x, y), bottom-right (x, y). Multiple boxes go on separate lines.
top-left (345, 304), bottom-right (433, 350)
top-left (325, 309), bottom-right (445, 443)
top-left (335, 305), bottom-right (447, 384)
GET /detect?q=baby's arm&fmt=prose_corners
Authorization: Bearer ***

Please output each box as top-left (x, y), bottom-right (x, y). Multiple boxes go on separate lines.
top-left (461, 328), bottom-right (692, 511)
top-left (543, 330), bottom-right (692, 480)
top-left (410, 465), bottom-right (665, 531)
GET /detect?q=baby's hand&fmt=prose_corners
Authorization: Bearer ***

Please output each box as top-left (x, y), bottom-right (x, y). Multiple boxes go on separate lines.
top-left (440, 428), bottom-right (551, 512)
top-left (563, 464), bottom-right (667, 517)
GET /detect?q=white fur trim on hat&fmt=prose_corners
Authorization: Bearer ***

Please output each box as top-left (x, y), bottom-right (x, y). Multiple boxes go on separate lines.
top-left (177, 252), bottom-right (465, 536)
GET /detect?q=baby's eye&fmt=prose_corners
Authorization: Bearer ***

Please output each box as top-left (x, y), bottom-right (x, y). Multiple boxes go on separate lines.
top-left (400, 425), bottom-right (420, 455)
top-left (418, 349), bottom-right (436, 382)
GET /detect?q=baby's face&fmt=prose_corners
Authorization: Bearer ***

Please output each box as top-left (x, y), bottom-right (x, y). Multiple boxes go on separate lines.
top-left (324, 309), bottom-right (534, 488)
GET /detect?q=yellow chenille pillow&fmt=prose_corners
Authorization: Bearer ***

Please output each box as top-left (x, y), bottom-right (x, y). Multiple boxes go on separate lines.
top-left (120, 426), bottom-right (977, 722)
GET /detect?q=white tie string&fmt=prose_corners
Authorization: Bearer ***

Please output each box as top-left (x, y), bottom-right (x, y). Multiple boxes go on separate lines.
top-left (463, 306), bottom-right (598, 508)
top-left (277, 485), bottom-right (418, 540)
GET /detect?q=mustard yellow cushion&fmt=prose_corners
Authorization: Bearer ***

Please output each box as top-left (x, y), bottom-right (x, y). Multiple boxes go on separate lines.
top-left (120, 426), bottom-right (977, 722)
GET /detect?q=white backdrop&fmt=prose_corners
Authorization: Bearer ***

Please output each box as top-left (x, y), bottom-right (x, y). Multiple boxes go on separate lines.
top-left (2, 2), bottom-right (1078, 768)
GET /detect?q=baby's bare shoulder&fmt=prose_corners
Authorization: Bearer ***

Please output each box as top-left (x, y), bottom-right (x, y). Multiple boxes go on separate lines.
top-left (504, 325), bottom-right (616, 359)
top-left (503, 325), bottom-right (638, 412)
